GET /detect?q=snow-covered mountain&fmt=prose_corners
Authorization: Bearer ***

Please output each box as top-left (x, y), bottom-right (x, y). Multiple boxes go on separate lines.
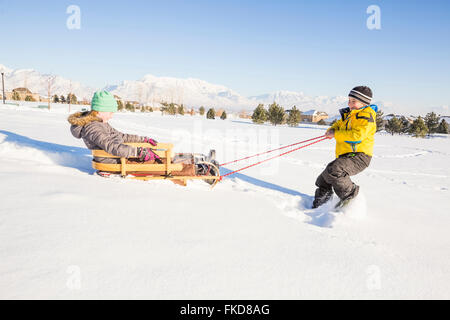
top-left (105, 74), bottom-right (252, 110)
top-left (0, 64), bottom-right (364, 114)
top-left (0, 64), bottom-right (95, 101)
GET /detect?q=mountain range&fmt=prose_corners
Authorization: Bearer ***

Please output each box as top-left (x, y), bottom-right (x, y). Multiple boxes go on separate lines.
top-left (1, 63), bottom-right (435, 116)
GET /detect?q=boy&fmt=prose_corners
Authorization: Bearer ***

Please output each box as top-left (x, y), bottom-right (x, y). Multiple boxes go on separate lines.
top-left (312, 86), bottom-right (378, 209)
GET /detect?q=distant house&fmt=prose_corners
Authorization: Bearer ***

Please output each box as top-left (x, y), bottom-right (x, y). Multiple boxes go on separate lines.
top-left (6, 87), bottom-right (40, 101)
top-left (301, 110), bottom-right (328, 123)
top-left (238, 110), bottom-right (251, 119)
top-left (215, 109), bottom-right (225, 117)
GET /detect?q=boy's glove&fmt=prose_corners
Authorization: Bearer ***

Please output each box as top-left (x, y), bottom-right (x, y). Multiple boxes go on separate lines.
top-left (325, 129), bottom-right (335, 139)
top-left (137, 147), bottom-right (161, 162)
top-left (143, 137), bottom-right (158, 146)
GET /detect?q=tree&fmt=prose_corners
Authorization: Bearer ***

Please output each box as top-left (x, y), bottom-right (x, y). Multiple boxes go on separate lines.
top-left (199, 106), bottom-right (205, 115)
top-left (177, 104), bottom-right (184, 115)
top-left (376, 110), bottom-right (384, 132)
top-left (68, 93), bottom-right (78, 104)
top-left (60, 95), bottom-right (66, 103)
top-left (385, 116), bottom-right (403, 135)
top-left (46, 75), bottom-right (56, 109)
top-left (286, 106), bottom-right (302, 127)
top-left (267, 102), bottom-right (285, 126)
top-left (117, 100), bottom-right (124, 111)
top-left (437, 119), bottom-right (449, 134)
top-left (220, 110), bottom-right (227, 120)
top-left (25, 95), bottom-right (36, 102)
top-left (399, 116), bottom-right (410, 134)
top-left (12, 91), bottom-right (21, 100)
top-left (206, 108), bottom-right (216, 119)
top-left (251, 104), bottom-right (268, 124)
top-left (125, 102), bottom-right (135, 112)
top-left (409, 116), bottom-right (428, 138)
top-left (424, 112), bottom-right (440, 135)
top-left (317, 119), bottom-right (327, 126)
top-left (53, 95), bottom-right (60, 103)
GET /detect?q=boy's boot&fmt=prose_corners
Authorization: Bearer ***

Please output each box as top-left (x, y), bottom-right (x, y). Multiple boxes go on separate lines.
top-left (312, 187), bottom-right (334, 209)
top-left (335, 184), bottom-right (360, 209)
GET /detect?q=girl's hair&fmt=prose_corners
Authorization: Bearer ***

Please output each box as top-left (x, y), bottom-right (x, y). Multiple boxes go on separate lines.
top-left (90, 110), bottom-right (99, 117)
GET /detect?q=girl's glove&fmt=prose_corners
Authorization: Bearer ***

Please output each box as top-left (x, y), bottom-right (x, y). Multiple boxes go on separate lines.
top-left (137, 147), bottom-right (161, 162)
top-left (143, 137), bottom-right (158, 146)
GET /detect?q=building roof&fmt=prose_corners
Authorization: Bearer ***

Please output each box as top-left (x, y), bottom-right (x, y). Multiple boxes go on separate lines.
top-left (13, 87), bottom-right (32, 93)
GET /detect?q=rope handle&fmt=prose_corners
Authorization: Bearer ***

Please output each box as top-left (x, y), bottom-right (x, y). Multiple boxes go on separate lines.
top-left (220, 137), bottom-right (329, 179)
top-left (219, 135), bottom-right (326, 167)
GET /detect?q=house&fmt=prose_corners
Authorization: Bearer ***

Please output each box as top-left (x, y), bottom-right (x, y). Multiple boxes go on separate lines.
top-left (6, 87), bottom-right (40, 101)
top-left (301, 110), bottom-right (328, 123)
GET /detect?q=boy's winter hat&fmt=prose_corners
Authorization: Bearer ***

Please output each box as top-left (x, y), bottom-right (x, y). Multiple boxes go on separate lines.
top-left (91, 91), bottom-right (118, 112)
top-left (348, 86), bottom-right (373, 106)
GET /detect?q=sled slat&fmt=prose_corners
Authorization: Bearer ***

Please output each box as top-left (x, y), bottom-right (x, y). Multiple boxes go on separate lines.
top-left (92, 162), bottom-right (183, 172)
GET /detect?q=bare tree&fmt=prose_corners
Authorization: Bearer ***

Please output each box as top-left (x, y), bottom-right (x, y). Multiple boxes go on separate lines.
top-left (46, 75), bottom-right (56, 110)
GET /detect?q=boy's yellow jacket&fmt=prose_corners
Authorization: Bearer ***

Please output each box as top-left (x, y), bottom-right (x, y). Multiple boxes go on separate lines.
top-left (330, 105), bottom-right (378, 158)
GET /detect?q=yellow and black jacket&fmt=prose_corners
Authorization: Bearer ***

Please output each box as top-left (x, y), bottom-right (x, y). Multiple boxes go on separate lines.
top-left (330, 105), bottom-right (377, 158)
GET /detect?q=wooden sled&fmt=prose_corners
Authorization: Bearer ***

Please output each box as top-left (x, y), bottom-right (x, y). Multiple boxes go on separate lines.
top-left (91, 143), bottom-right (221, 188)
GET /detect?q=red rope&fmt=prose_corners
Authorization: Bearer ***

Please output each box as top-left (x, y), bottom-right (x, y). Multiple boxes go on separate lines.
top-left (220, 137), bottom-right (329, 180)
top-left (219, 135), bottom-right (326, 167)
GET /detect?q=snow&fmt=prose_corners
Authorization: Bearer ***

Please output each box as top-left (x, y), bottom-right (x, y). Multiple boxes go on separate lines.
top-left (0, 102), bottom-right (449, 299)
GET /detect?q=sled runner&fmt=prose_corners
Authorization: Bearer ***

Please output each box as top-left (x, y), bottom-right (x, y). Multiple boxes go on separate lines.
top-left (91, 143), bottom-right (221, 187)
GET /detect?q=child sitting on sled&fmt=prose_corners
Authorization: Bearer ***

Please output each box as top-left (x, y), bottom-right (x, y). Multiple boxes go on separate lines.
top-left (312, 86), bottom-right (377, 208)
top-left (68, 90), bottom-right (159, 164)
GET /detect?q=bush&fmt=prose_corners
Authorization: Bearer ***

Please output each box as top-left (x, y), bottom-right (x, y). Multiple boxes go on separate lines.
top-left (177, 105), bottom-right (184, 115)
top-left (25, 95), bottom-right (36, 102)
top-left (317, 119), bottom-right (327, 126)
top-left (220, 111), bottom-right (227, 120)
top-left (199, 106), bottom-right (205, 115)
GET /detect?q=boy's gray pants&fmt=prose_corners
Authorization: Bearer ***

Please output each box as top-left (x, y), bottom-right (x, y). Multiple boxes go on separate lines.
top-left (315, 153), bottom-right (372, 200)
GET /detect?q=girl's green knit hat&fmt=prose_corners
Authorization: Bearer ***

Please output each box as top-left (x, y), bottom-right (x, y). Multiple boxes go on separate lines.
top-left (91, 91), bottom-right (118, 112)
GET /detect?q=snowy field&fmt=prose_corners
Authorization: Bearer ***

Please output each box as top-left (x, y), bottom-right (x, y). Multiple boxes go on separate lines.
top-left (0, 102), bottom-right (449, 299)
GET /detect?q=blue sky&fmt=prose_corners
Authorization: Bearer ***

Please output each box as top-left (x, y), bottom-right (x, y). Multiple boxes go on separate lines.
top-left (1, 0), bottom-right (449, 113)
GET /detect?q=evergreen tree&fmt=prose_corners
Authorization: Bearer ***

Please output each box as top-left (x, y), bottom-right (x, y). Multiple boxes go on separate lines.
top-left (251, 104), bottom-right (268, 124)
top-left (385, 116), bottom-right (403, 135)
top-left (286, 106), bottom-right (302, 127)
top-left (166, 103), bottom-right (177, 115)
top-left (206, 108), bottom-right (216, 119)
top-left (148, 107), bottom-right (153, 112)
top-left (220, 111), bottom-right (227, 120)
top-left (376, 110), bottom-right (384, 132)
top-left (25, 95), bottom-right (35, 102)
top-left (424, 112), bottom-right (440, 135)
top-left (60, 95), bottom-right (66, 103)
top-left (53, 95), bottom-right (60, 103)
top-left (117, 100), bottom-right (124, 111)
top-left (177, 104), bottom-right (185, 115)
top-left (199, 106), bottom-right (205, 115)
top-left (267, 102), bottom-right (285, 126)
top-left (399, 116), bottom-right (410, 134)
top-left (67, 93), bottom-right (78, 104)
top-left (437, 119), bottom-right (449, 134)
top-left (409, 116), bottom-right (428, 138)
top-left (12, 91), bottom-right (20, 100)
